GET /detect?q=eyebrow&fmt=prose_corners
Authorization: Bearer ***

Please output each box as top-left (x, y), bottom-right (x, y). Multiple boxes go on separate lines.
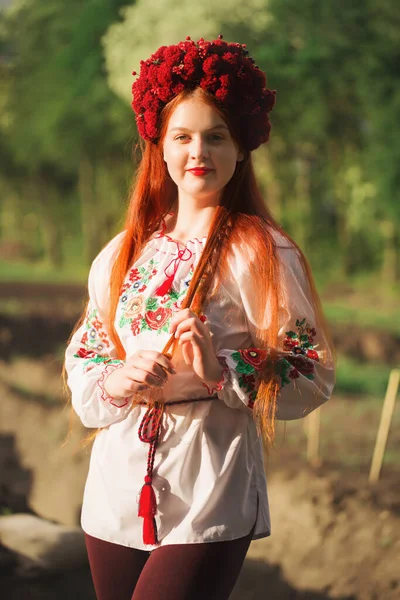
top-left (168, 124), bottom-right (229, 132)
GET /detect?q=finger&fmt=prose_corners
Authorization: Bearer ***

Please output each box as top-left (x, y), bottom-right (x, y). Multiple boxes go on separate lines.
top-left (126, 369), bottom-right (166, 388)
top-left (169, 309), bottom-right (197, 334)
top-left (178, 331), bottom-right (205, 348)
top-left (181, 341), bottom-right (194, 366)
top-left (174, 317), bottom-right (201, 338)
top-left (127, 352), bottom-right (176, 374)
top-left (126, 360), bottom-right (167, 382)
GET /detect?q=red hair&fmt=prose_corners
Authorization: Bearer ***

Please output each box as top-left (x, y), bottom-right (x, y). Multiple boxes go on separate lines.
top-left (66, 87), bottom-right (335, 450)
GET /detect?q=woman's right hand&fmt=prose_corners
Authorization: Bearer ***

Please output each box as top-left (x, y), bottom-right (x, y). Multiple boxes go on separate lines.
top-left (104, 350), bottom-right (176, 400)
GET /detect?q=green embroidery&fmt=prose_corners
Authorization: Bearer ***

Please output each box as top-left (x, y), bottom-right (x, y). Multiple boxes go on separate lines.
top-left (275, 358), bottom-right (293, 387)
top-left (228, 348), bottom-right (268, 407)
top-left (146, 297), bottom-right (158, 311)
top-left (278, 317), bottom-right (319, 387)
top-left (73, 305), bottom-right (114, 366)
top-left (231, 351), bottom-right (257, 375)
top-left (119, 258), bottom-right (193, 335)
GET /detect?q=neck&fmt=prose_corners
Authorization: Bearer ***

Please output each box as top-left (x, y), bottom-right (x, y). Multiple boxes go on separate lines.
top-left (168, 193), bottom-right (220, 241)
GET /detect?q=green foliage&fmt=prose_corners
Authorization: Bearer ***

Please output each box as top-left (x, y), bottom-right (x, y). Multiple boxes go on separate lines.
top-left (335, 353), bottom-right (392, 397)
top-left (0, 0), bottom-right (134, 266)
top-left (0, 0), bottom-right (399, 281)
top-left (4, 0), bottom-right (133, 170)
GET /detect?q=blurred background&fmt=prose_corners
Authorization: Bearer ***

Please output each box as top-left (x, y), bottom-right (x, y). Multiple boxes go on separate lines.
top-left (0, 0), bottom-right (399, 598)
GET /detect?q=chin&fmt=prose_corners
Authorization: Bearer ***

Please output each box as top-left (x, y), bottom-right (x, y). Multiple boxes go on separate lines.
top-left (185, 181), bottom-right (222, 195)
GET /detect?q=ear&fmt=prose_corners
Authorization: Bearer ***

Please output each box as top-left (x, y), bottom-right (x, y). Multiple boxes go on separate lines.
top-left (237, 151), bottom-right (244, 162)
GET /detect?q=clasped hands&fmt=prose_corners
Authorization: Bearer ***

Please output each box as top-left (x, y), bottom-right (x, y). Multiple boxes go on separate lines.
top-left (104, 309), bottom-right (224, 401)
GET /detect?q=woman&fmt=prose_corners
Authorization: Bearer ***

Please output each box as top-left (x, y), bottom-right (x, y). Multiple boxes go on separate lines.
top-left (65, 35), bottom-right (335, 600)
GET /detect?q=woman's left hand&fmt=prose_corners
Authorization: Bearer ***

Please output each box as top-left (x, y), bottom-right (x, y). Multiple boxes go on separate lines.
top-left (169, 309), bottom-right (224, 386)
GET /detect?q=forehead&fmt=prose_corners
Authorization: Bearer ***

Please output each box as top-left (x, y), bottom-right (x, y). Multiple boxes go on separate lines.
top-left (167, 97), bottom-right (227, 131)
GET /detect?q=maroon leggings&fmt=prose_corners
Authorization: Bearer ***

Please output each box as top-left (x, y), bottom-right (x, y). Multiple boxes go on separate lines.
top-left (84, 528), bottom-right (254, 600)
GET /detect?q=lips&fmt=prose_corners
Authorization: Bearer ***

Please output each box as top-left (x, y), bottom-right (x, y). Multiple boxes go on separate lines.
top-left (187, 168), bottom-right (214, 176)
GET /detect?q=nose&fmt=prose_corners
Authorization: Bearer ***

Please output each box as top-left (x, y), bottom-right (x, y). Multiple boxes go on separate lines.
top-left (190, 135), bottom-right (209, 160)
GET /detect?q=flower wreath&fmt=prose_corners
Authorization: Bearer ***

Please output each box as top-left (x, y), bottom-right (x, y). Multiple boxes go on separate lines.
top-left (131, 35), bottom-right (277, 151)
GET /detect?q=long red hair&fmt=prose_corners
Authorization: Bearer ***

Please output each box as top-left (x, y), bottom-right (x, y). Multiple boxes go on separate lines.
top-left (66, 87), bottom-right (335, 450)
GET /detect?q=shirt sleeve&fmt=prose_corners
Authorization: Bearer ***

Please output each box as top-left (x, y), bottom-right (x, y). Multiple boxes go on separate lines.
top-left (64, 232), bottom-right (133, 428)
top-left (213, 237), bottom-right (336, 419)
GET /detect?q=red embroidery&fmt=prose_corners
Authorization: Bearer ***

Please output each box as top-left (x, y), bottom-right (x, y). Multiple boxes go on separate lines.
top-left (154, 217), bottom-right (207, 296)
top-left (97, 363), bottom-right (129, 408)
top-left (76, 348), bottom-right (96, 359)
top-left (238, 348), bottom-right (268, 370)
top-left (155, 247), bottom-right (194, 296)
top-left (144, 307), bottom-right (172, 330)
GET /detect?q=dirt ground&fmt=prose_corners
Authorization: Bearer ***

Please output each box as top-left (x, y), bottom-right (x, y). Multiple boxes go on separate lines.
top-left (0, 357), bottom-right (399, 600)
top-left (0, 281), bottom-right (399, 599)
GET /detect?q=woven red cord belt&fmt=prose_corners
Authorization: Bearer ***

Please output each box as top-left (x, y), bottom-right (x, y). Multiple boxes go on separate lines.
top-left (137, 397), bottom-right (214, 545)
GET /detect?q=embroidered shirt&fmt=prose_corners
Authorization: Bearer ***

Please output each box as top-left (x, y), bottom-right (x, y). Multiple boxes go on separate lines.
top-left (65, 217), bottom-right (335, 550)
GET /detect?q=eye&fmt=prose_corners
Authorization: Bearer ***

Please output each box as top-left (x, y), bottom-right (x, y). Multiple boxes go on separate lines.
top-left (209, 134), bottom-right (224, 141)
top-left (174, 134), bottom-right (189, 141)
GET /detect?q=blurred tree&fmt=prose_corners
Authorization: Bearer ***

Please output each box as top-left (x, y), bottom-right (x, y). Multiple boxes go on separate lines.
top-left (356, 0), bottom-right (400, 281)
top-left (1, 0), bottom-right (399, 282)
top-left (1, 0), bottom-right (133, 266)
top-left (254, 0), bottom-right (399, 279)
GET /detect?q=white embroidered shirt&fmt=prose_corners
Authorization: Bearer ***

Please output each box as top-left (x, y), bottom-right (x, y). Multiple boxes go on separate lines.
top-left (65, 218), bottom-right (335, 550)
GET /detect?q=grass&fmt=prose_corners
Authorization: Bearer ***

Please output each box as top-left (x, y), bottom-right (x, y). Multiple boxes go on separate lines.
top-left (0, 259), bottom-right (88, 284)
top-left (6, 381), bottom-right (60, 406)
top-left (334, 353), bottom-right (393, 397)
top-left (324, 302), bottom-right (400, 336)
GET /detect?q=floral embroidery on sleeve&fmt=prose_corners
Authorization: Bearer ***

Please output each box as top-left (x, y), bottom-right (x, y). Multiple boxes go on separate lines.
top-left (226, 348), bottom-right (268, 408)
top-left (276, 318), bottom-right (319, 387)
top-left (74, 306), bottom-right (120, 370)
top-left (216, 319), bottom-right (320, 408)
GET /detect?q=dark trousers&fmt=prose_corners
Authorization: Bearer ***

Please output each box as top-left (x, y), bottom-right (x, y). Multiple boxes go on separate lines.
top-left (84, 527), bottom-right (254, 600)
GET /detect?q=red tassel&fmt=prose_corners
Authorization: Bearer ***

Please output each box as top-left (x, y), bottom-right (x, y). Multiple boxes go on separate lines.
top-left (138, 476), bottom-right (158, 545)
top-left (155, 274), bottom-right (174, 296)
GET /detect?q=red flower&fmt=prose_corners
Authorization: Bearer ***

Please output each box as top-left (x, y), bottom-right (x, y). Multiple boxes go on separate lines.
top-left (306, 349), bottom-right (319, 362)
top-left (77, 348), bottom-right (96, 359)
top-left (239, 348), bottom-right (268, 370)
top-left (131, 36), bottom-right (276, 151)
top-left (80, 332), bottom-right (88, 345)
top-left (289, 368), bottom-right (300, 380)
top-left (145, 307), bottom-right (172, 330)
top-left (283, 337), bottom-right (298, 351)
top-left (286, 355), bottom-right (315, 376)
top-left (92, 318), bottom-right (102, 330)
top-left (129, 268), bottom-right (140, 282)
top-left (131, 317), bottom-right (142, 336)
top-left (241, 373), bottom-right (257, 389)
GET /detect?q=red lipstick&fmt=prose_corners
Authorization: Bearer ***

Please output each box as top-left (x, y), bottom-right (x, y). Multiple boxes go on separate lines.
top-left (187, 168), bottom-right (214, 176)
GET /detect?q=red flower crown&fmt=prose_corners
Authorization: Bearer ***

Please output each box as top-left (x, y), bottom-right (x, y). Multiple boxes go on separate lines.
top-left (131, 35), bottom-right (277, 151)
